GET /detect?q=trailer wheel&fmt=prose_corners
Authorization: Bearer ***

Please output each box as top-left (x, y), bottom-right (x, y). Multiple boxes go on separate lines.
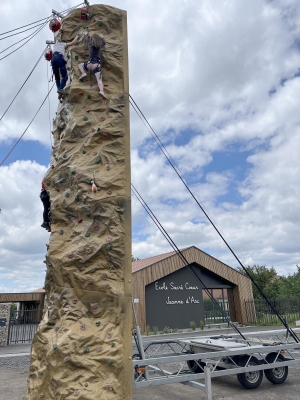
top-left (187, 359), bottom-right (205, 373)
top-left (264, 353), bottom-right (288, 384)
top-left (237, 356), bottom-right (263, 389)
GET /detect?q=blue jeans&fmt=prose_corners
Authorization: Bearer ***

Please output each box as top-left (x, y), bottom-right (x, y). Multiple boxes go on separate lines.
top-left (51, 53), bottom-right (68, 89)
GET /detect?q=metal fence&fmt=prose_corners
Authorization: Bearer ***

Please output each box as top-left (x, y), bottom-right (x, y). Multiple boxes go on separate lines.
top-left (245, 298), bottom-right (300, 326)
top-left (8, 307), bottom-right (43, 344)
top-left (204, 300), bottom-right (236, 323)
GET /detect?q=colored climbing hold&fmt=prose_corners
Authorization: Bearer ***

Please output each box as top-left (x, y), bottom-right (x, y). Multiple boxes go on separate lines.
top-left (87, 279), bottom-right (93, 285)
top-left (86, 212), bottom-right (91, 217)
top-left (72, 299), bottom-right (77, 304)
top-left (51, 315), bottom-right (57, 320)
top-left (76, 173), bottom-right (82, 179)
top-left (96, 346), bottom-right (103, 352)
top-left (47, 263), bottom-right (52, 266)
top-left (63, 153), bottom-right (67, 158)
top-left (39, 394), bottom-right (45, 399)
top-left (64, 356), bottom-right (71, 363)
top-left (87, 94), bottom-right (91, 99)
top-left (80, 324), bottom-right (86, 331)
top-left (82, 150), bottom-right (86, 154)
top-left (96, 156), bottom-right (101, 164)
top-left (83, 25), bottom-right (87, 29)
top-left (105, 64), bottom-right (111, 70)
top-left (86, 108), bottom-right (90, 112)
top-left (102, 132), bottom-right (108, 137)
top-left (96, 322), bottom-right (100, 327)
top-left (83, 116), bottom-right (88, 121)
top-left (68, 254), bottom-right (74, 259)
top-left (109, 298), bottom-right (113, 302)
top-left (67, 54), bottom-right (70, 59)
top-left (111, 342), bottom-right (115, 347)
top-left (108, 359), bottom-right (114, 365)
top-left (93, 225), bottom-right (99, 231)
top-left (98, 21), bottom-right (103, 26)
top-left (55, 327), bottom-right (59, 332)
top-left (71, 170), bottom-right (76, 175)
top-left (74, 390), bottom-right (79, 396)
top-left (84, 347), bottom-right (89, 353)
top-left (51, 165), bottom-right (54, 169)
top-left (75, 55), bottom-right (79, 60)
top-left (84, 383), bottom-right (88, 387)
top-left (91, 303), bottom-right (98, 309)
top-left (93, 151), bottom-right (98, 156)
top-left (78, 218), bottom-right (83, 223)
top-left (87, 178), bottom-right (92, 184)
top-left (52, 344), bottom-right (57, 350)
top-left (90, 268), bottom-right (96, 273)
top-left (85, 232), bottom-right (90, 237)
top-left (107, 190), bottom-right (112, 195)
top-left (75, 196), bottom-right (80, 201)
top-left (105, 385), bottom-right (113, 391)
top-left (86, 248), bottom-right (92, 254)
top-left (97, 127), bottom-right (101, 132)
top-left (106, 165), bottom-right (110, 171)
top-left (59, 230), bottom-right (64, 235)
top-left (106, 244), bottom-right (111, 250)
top-left (65, 193), bottom-right (70, 198)
top-left (79, 92), bottom-right (84, 96)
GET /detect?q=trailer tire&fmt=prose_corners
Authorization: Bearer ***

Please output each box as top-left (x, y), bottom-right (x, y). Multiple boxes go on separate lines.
top-left (237, 356), bottom-right (263, 389)
top-left (264, 353), bottom-right (288, 384)
top-left (187, 359), bottom-right (206, 373)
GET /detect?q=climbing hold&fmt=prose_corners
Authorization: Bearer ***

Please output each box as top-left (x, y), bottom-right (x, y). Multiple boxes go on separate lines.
top-left (78, 218), bottom-right (83, 223)
top-left (85, 383), bottom-right (88, 387)
top-left (108, 359), bottom-right (114, 365)
top-left (75, 55), bottom-right (79, 60)
top-left (90, 268), bottom-right (96, 273)
top-left (83, 25), bottom-right (87, 29)
top-left (67, 54), bottom-right (70, 59)
top-left (80, 324), bottom-right (86, 331)
top-left (55, 326), bottom-right (59, 332)
top-left (82, 150), bottom-right (86, 154)
top-left (107, 331), bottom-right (112, 339)
top-left (111, 343), bottom-right (115, 348)
top-left (93, 151), bottom-right (98, 156)
top-left (98, 21), bottom-right (103, 26)
top-left (76, 173), bottom-right (82, 179)
top-left (105, 385), bottom-right (113, 391)
top-left (63, 154), bottom-right (67, 158)
top-left (83, 117), bottom-right (88, 121)
top-left (93, 225), bottom-right (99, 231)
top-left (85, 213), bottom-right (91, 218)
top-left (86, 108), bottom-right (90, 112)
top-left (64, 356), bottom-right (71, 363)
top-left (85, 232), bottom-right (90, 237)
top-left (71, 170), bottom-right (76, 175)
top-left (65, 193), bottom-right (70, 198)
top-left (75, 196), bottom-right (80, 201)
top-left (68, 254), bottom-right (74, 259)
top-left (97, 128), bottom-right (101, 133)
top-left (90, 303), bottom-right (98, 310)
top-left (104, 84), bottom-right (109, 87)
top-left (96, 322), bottom-right (100, 327)
top-left (107, 190), bottom-right (112, 195)
top-left (92, 182), bottom-right (97, 193)
top-left (84, 347), bottom-right (89, 353)
top-left (87, 94), bottom-right (92, 99)
top-left (100, 117), bottom-right (105, 122)
top-left (86, 248), bottom-right (92, 254)
top-left (96, 156), bottom-right (101, 164)
top-left (74, 390), bottom-right (79, 396)
top-left (105, 64), bottom-right (111, 70)
top-left (102, 132), bottom-right (108, 137)
top-left (91, 128), bottom-right (96, 133)
top-left (51, 165), bottom-right (54, 169)
top-left (51, 315), bottom-right (57, 320)
top-left (101, 273), bottom-right (108, 279)
top-left (106, 165), bottom-right (110, 171)
top-left (72, 299), bottom-right (77, 304)
top-left (39, 394), bottom-right (45, 399)
top-left (59, 230), bottom-right (64, 235)
top-left (96, 346), bottom-right (103, 352)
top-left (108, 298), bottom-right (113, 302)
top-left (52, 344), bottom-right (57, 350)
top-left (106, 244), bottom-right (111, 250)
top-left (47, 263), bottom-right (52, 266)
top-left (87, 279), bottom-right (93, 285)
top-left (106, 236), bottom-right (112, 242)
top-left (79, 92), bottom-right (84, 96)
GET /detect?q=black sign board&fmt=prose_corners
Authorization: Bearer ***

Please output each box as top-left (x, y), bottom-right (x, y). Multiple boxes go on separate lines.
top-left (0, 318), bottom-right (7, 327)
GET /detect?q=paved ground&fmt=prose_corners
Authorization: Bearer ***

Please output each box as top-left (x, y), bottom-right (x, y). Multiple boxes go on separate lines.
top-left (1, 327), bottom-right (300, 400)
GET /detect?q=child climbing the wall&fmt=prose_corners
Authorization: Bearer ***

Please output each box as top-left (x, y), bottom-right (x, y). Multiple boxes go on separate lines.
top-left (78, 31), bottom-right (107, 100)
top-left (51, 35), bottom-right (81, 94)
top-left (40, 180), bottom-right (51, 232)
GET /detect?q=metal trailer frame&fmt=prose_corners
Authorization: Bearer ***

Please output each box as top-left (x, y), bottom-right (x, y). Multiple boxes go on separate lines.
top-left (132, 328), bottom-right (300, 400)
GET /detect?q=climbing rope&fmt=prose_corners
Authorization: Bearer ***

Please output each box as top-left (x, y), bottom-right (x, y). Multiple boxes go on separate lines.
top-left (0, 83), bottom-right (55, 167)
top-left (46, 61), bottom-right (53, 148)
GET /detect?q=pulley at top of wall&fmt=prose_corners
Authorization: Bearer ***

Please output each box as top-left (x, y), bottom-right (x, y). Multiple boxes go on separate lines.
top-left (49, 17), bottom-right (61, 32)
top-left (44, 46), bottom-right (53, 61)
top-left (81, 0), bottom-right (90, 20)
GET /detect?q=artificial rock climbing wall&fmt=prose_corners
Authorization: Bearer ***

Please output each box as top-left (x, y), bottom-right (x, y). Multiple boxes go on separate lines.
top-left (25, 5), bottom-right (132, 399)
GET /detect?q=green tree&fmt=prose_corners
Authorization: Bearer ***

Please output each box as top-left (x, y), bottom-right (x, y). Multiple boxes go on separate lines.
top-left (132, 255), bottom-right (140, 261)
top-left (237, 265), bottom-right (281, 299)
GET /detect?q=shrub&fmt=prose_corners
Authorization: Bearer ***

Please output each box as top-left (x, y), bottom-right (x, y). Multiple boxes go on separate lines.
top-left (172, 327), bottom-right (178, 333)
top-left (163, 326), bottom-right (170, 334)
top-left (152, 326), bottom-right (159, 335)
top-left (200, 320), bottom-right (205, 330)
top-left (190, 321), bottom-right (196, 331)
top-left (146, 325), bottom-right (151, 336)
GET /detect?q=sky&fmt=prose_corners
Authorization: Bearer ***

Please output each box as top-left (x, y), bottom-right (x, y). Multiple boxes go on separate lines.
top-left (1, 0), bottom-right (300, 292)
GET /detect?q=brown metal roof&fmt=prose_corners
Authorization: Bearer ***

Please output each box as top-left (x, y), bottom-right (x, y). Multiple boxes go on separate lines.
top-left (132, 249), bottom-right (186, 272)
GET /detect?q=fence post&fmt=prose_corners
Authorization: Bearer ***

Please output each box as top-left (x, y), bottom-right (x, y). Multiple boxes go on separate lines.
top-left (204, 366), bottom-right (213, 400)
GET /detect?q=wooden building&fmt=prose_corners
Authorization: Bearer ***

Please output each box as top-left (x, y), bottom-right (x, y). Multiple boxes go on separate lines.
top-left (132, 246), bottom-right (254, 331)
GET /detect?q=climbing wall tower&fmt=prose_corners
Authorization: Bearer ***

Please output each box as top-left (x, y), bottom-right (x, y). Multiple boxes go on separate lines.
top-left (25, 5), bottom-right (132, 399)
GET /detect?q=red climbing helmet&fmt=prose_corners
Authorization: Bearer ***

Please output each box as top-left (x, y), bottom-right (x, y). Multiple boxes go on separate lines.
top-left (81, 7), bottom-right (89, 20)
top-left (44, 48), bottom-right (53, 61)
top-left (49, 18), bottom-right (61, 32)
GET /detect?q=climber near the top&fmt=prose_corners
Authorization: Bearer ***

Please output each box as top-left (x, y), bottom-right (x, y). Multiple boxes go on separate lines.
top-left (51, 36), bottom-right (81, 94)
top-left (78, 30), bottom-right (108, 100)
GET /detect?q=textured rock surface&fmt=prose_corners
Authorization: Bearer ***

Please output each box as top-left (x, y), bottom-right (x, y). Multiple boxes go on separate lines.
top-left (25, 5), bottom-right (132, 399)
top-left (0, 303), bottom-right (10, 346)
